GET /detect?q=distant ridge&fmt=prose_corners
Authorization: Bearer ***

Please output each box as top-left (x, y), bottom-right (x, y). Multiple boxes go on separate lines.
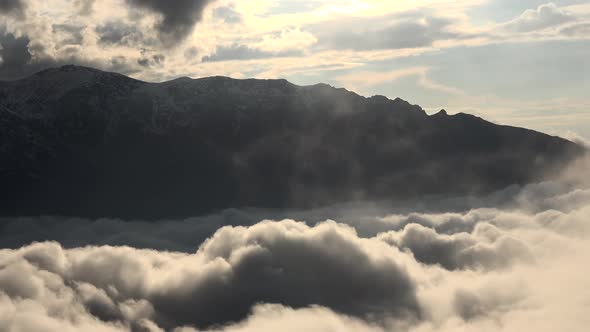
top-left (0, 65), bottom-right (585, 219)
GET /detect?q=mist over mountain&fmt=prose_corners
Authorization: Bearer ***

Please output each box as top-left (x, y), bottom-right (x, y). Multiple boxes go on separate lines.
top-left (0, 65), bottom-right (584, 219)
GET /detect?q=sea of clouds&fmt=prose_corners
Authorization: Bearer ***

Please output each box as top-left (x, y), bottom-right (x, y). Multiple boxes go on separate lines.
top-left (0, 157), bottom-right (589, 331)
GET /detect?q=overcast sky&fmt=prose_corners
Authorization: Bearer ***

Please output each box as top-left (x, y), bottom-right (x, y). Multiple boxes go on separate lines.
top-left (1, 0), bottom-right (589, 139)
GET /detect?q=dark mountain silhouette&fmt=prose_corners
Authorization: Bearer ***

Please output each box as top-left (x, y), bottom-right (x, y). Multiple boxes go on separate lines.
top-left (0, 65), bottom-right (585, 219)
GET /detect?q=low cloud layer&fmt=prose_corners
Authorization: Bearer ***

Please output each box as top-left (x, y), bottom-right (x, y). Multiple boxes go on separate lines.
top-left (0, 221), bottom-right (421, 330)
top-left (2, 172), bottom-right (587, 251)
top-left (0, 156), bottom-right (589, 331)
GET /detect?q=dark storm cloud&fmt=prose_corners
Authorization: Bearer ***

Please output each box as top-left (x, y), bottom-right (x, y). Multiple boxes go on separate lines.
top-left (125, 0), bottom-right (215, 46)
top-left (308, 13), bottom-right (460, 51)
top-left (0, 0), bottom-right (25, 17)
top-left (201, 44), bottom-right (302, 62)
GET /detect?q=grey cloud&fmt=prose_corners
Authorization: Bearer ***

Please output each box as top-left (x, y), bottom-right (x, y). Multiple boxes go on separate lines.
top-left (138, 54), bottom-right (165, 67)
top-left (202, 44), bottom-right (302, 62)
top-left (95, 21), bottom-right (146, 46)
top-left (453, 286), bottom-right (526, 321)
top-left (504, 3), bottom-right (576, 32)
top-left (125, 0), bottom-right (215, 46)
top-left (0, 28), bottom-right (142, 80)
top-left (184, 46), bottom-right (199, 60)
top-left (0, 0), bottom-right (25, 17)
top-left (372, 211), bottom-right (485, 236)
top-left (52, 24), bottom-right (85, 46)
top-left (559, 22), bottom-right (590, 37)
top-left (308, 14), bottom-right (459, 51)
top-left (75, 0), bottom-right (95, 15)
top-left (379, 223), bottom-right (534, 270)
top-left (0, 30), bottom-right (74, 80)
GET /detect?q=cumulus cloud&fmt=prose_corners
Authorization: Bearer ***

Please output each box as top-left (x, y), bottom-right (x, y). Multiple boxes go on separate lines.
top-left (504, 3), bottom-right (576, 32)
top-left (125, 0), bottom-right (215, 46)
top-left (379, 223), bottom-right (534, 270)
top-left (0, 27), bottom-right (143, 80)
top-left (0, 221), bottom-right (421, 330)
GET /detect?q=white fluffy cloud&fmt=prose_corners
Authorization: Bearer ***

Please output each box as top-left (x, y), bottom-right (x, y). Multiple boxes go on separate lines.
top-left (503, 2), bottom-right (576, 32)
top-left (0, 221), bottom-right (422, 330)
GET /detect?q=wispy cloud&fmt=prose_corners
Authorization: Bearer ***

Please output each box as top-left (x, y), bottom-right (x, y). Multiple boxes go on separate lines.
top-left (336, 67), bottom-right (465, 96)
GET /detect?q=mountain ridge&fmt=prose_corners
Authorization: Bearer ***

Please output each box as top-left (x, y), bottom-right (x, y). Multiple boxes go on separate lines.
top-left (0, 65), bottom-right (585, 219)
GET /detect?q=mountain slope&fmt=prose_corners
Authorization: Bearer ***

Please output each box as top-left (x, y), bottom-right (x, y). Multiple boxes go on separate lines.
top-left (0, 65), bottom-right (584, 219)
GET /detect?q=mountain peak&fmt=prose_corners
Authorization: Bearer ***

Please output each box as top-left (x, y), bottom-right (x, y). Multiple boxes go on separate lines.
top-left (34, 64), bottom-right (100, 76)
top-left (59, 64), bottom-right (91, 71)
top-left (0, 65), bottom-right (584, 219)
top-left (432, 109), bottom-right (448, 117)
